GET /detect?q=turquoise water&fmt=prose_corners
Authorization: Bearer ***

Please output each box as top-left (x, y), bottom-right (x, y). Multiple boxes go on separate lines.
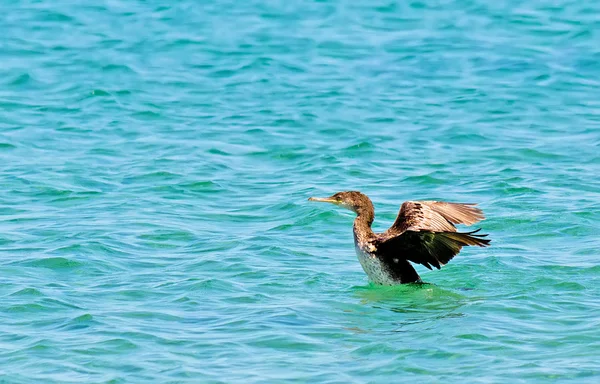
top-left (1, 0), bottom-right (600, 382)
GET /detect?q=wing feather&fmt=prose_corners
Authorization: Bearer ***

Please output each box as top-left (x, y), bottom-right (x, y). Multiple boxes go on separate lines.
top-left (376, 200), bottom-right (490, 271)
top-left (420, 201), bottom-right (485, 226)
top-left (376, 229), bottom-right (490, 271)
top-left (389, 200), bottom-right (485, 233)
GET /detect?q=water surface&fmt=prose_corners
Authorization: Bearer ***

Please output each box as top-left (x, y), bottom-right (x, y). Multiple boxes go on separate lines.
top-left (1, 0), bottom-right (600, 382)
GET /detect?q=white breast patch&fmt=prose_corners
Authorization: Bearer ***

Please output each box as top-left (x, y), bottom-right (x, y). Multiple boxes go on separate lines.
top-left (354, 244), bottom-right (397, 285)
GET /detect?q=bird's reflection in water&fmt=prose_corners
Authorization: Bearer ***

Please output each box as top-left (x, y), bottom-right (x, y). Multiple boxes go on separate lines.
top-left (345, 282), bottom-right (475, 334)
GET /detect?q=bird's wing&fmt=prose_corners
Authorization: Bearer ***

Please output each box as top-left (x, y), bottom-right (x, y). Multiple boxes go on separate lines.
top-left (376, 201), bottom-right (489, 270)
top-left (389, 201), bottom-right (485, 234)
top-left (375, 229), bottom-right (490, 270)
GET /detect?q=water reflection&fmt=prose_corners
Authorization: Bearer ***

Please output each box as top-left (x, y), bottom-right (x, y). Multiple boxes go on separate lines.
top-left (348, 283), bottom-right (475, 333)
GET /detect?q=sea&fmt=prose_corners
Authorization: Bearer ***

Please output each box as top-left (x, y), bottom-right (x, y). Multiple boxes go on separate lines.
top-left (1, 0), bottom-right (599, 382)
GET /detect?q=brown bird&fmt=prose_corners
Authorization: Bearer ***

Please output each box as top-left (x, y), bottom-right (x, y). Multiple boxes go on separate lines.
top-left (309, 191), bottom-right (490, 284)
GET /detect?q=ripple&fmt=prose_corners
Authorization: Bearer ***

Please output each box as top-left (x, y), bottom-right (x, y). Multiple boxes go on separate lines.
top-left (19, 257), bottom-right (83, 270)
top-left (8, 288), bottom-right (44, 297)
top-left (89, 89), bottom-right (111, 97)
top-left (8, 73), bottom-right (34, 86)
top-left (76, 338), bottom-right (139, 355)
top-left (6, 303), bottom-right (50, 313)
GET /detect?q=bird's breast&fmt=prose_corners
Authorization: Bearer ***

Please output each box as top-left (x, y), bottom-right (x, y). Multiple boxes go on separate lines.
top-left (354, 241), bottom-right (397, 285)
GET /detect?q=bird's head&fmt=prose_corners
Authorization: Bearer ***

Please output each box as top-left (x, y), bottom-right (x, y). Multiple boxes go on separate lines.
top-left (308, 191), bottom-right (373, 215)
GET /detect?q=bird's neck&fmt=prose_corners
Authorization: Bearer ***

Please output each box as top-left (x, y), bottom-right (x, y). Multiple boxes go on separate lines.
top-left (353, 207), bottom-right (375, 240)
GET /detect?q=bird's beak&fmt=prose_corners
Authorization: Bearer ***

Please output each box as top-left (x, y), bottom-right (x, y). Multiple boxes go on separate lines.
top-left (308, 197), bottom-right (338, 204)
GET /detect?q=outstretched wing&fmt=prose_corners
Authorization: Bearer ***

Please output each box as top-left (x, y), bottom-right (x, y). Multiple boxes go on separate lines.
top-left (376, 229), bottom-right (490, 270)
top-left (389, 201), bottom-right (485, 234)
top-left (376, 201), bottom-right (490, 270)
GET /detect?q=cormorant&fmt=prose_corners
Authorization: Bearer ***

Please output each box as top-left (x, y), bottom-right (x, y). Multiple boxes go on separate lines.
top-left (309, 191), bottom-right (490, 284)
